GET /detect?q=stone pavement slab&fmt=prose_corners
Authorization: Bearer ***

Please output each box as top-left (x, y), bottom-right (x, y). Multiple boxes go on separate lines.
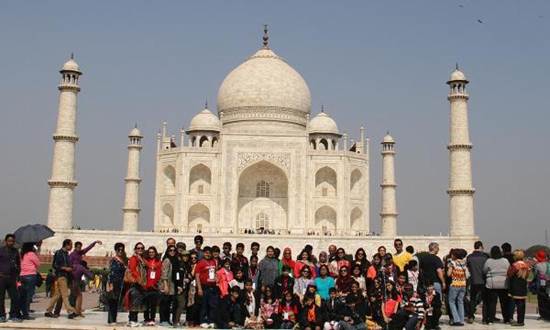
top-left (0, 311), bottom-right (549, 330)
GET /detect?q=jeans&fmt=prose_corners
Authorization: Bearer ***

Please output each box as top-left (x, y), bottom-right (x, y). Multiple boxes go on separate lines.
top-left (433, 282), bottom-right (442, 297)
top-left (0, 275), bottom-right (20, 319)
top-left (199, 286), bottom-right (219, 324)
top-left (19, 275), bottom-right (37, 317)
top-left (448, 286), bottom-right (465, 324)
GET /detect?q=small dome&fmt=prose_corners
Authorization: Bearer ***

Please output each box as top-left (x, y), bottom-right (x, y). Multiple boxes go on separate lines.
top-left (61, 57), bottom-right (80, 72)
top-left (383, 133), bottom-right (395, 143)
top-left (309, 112), bottom-right (339, 135)
top-left (448, 68), bottom-right (467, 82)
top-left (188, 108), bottom-right (221, 132)
top-left (129, 126), bottom-right (142, 137)
top-left (217, 48), bottom-right (311, 114)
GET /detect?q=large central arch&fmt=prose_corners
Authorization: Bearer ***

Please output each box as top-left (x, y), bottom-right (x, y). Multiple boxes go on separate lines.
top-left (237, 160), bottom-right (288, 231)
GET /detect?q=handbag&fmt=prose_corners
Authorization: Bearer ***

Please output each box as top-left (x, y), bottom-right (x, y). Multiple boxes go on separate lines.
top-left (35, 272), bottom-right (44, 288)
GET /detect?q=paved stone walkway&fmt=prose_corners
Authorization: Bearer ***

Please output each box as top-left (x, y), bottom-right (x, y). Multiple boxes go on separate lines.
top-left (2, 292), bottom-right (548, 329)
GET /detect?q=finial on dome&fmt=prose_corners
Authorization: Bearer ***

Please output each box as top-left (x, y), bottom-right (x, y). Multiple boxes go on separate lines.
top-left (321, 104), bottom-right (324, 113)
top-left (262, 24), bottom-right (269, 48)
top-left (70, 52), bottom-right (74, 60)
top-left (456, 62), bottom-right (459, 70)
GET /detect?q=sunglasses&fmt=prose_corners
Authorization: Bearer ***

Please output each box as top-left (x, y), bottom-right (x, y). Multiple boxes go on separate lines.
top-left (168, 249), bottom-right (176, 252)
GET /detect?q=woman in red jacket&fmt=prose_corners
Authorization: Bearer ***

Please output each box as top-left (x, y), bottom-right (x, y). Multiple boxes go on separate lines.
top-left (126, 242), bottom-right (146, 327)
top-left (143, 246), bottom-right (162, 326)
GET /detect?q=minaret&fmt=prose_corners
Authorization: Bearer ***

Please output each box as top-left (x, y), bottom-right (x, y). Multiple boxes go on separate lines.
top-left (447, 65), bottom-right (475, 237)
top-left (380, 133), bottom-right (398, 236)
top-left (122, 125), bottom-right (143, 232)
top-left (47, 54), bottom-right (82, 230)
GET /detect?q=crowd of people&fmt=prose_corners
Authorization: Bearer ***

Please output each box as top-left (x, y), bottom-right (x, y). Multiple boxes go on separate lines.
top-left (0, 233), bottom-right (549, 329)
top-left (0, 234), bottom-right (101, 322)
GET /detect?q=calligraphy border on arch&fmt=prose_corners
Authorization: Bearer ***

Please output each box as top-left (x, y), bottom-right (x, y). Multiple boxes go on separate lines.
top-left (237, 152), bottom-right (291, 173)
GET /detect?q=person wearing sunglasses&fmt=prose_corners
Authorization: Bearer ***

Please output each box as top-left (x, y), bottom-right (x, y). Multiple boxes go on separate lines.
top-left (335, 266), bottom-right (355, 297)
top-left (294, 265), bottom-right (314, 301)
top-left (127, 242), bottom-right (146, 327)
top-left (159, 246), bottom-right (179, 326)
top-left (106, 243), bottom-right (126, 325)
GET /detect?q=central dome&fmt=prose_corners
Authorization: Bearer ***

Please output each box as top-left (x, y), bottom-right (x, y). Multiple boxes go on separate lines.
top-left (217, 47), bottom-right (311, 121)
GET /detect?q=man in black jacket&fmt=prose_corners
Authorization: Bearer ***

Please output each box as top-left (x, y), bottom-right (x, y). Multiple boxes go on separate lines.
top-left (0, 234), bottom-right (21, 322)
top-left (466, 241), bottom-right (488, 323)
top-left (273, 265), bottom-right (295, 299)
top-left (45, 239), bottom-right (77, 319)
top-left (218, 286), bottom-right (248, 328)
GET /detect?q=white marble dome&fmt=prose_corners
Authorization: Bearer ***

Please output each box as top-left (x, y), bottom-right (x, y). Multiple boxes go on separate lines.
top-left (449, 69), bottom-right (467, 82)
top-left (129, 126), bottom-right (142, 137)
top-left (188, 108), bottom-right (221, 132)
top-left (309, 112), bottom-right (339, 135)
top-left (217, 48), bottom-right (311, 114)
top-left (383, 133), bottom-right (395, 143)
top-left (61, 58), bottom-right (80, 72)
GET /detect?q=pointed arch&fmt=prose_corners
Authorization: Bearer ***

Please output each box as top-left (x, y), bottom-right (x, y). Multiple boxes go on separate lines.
top-left (350, 168), bottom-right (363, 197)
top-left (188, 203), bottom-right (210, 226)
top-left (319, 138), bottom-right (329, 150)
top-left (162, 203), bottom-right (174, 225)
top-left (315, 166), bottom-right (337, 197)
top-left (238, 160), bottom-right (288, 231)
top-left (199, 136), bottom-right (209, 147)
top-left (163, 165), bottom-right (176, 194)
top-left (315, 206), bottom-right (337, 232)
top-left (189, 164), bottom-right (211, 194)
top-left (350, 207), bottom-right (363, 230)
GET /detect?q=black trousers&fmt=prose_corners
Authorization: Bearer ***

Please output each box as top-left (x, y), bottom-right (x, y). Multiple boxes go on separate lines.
top-left (107, 281), bottom-right (123, 324)
top-left (0, 276), bottom-right (20, 318)
top-left (160, 294), bottom-right (175, 323)
top-left (538, 288), bottom-right (550, 320)
top-left (486, 288), bottom-right (510, 322)
top-left (512, 299), bottom-right (526, 324)
top-left (143, 290), bottom-right (159, 322)
top-left (468, 284), bottom-right (485, 319)
top-left (425, 308), bottom-right (442, 330)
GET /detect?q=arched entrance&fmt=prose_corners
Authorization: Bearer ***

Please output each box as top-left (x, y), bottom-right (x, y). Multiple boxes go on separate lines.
top-left (237, 160), bottom-right (288, 231)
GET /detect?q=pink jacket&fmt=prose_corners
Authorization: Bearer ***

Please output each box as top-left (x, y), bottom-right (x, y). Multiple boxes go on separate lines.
top-left (20, 252), bottom-right (40, 277)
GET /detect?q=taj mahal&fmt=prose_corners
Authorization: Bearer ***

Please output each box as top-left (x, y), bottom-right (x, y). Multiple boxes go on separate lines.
top-left (41, 28), bottom-right (478, 256)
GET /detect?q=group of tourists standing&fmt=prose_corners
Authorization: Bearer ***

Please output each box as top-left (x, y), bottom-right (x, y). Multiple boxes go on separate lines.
top-left (1, 232), bottom-right (549, 329)
top-left (0, 234), bottom-right (100, 323)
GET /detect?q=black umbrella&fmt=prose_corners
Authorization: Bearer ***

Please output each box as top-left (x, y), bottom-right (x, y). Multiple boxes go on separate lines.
top-left (14, 224), bottom-right (55, 244)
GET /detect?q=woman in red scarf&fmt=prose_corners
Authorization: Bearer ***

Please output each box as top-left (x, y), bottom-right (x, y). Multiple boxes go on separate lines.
top-left (282, 248), bottom-right (295, 271)
top-left (294, 250), bottom-right (316, 279)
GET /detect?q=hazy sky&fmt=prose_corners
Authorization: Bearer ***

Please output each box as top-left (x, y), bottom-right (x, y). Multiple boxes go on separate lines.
top-left (1, 1), bottom-right (549, 249)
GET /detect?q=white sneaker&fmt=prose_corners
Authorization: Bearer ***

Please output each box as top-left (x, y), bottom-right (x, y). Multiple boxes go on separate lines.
top-left (127, 321), bottom-right (141, 327)
top-left (200, 323), bottom-right (209, 328)
top-left (208, 323), bottom-right (216, 328)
